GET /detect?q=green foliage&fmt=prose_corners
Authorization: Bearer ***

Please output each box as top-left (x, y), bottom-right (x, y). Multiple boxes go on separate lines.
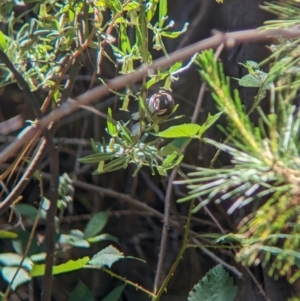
top-left (188, 264), bottom-right (237, 301)
top-left (59, 211), bottom-right (118, 248)
top-left (1, 267), bottom-right (31, 291)
top-left (0, 243), bottom-right (134, 290)
top-left (31, 257), bottom-right (90, 277)
top-left (68, 280), bottom-right (94, 301)
top-left (0, 253), bottom-right (32, 291)
top-left (79, 110), bottom-right (221, 176)
top-left (89, 245), bottom-right (134, 268)
top-left (0, 231), bottom-right (18, 239)
top-left (3, 0), bottom-right (299, 300)
top-left (156, 112), bottom-right (222, 138)
top-left (83, 211), bottom-right (109, 239)
top-left (101, 285), bottom-right (125, 301)
top-left (177, 32), bottom-right (300, 283)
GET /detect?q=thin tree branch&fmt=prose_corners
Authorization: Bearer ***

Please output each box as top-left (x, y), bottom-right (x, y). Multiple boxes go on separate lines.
top-left (1, 29), bottom-right (300, 163)
top-left (153, 168), bottom-right (177, 292)
top-left (0, 49), bottom-right (59, 301)
top-left (154, 43), bottom-right (226, 292)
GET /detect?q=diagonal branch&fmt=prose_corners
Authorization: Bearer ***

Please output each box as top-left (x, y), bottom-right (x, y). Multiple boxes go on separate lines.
top-left (1, 29), bottom-right (300, 166)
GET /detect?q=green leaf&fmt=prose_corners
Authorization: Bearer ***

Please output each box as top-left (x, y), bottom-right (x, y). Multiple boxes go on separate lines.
top-left (78, 153), bottom-right (116, 164)
top-left (124, 2), bottom-right (140, 11)
top-left (12, 230), bottom-right (44, 256)
top-left (30, 253), bottom-right (46, 262)
top-left (110, 0), bottom-right (122, 13)
top-left (68, 280), bottom-right (94, 301)
top-left (0, 31), bottom-right (8, 51)
top-left (188, 264), bottom-right (237, 301)
top-left (0, 231), bottom-right (18, 239)
top-left (146, 0), bottom-right (159, 21)
top-left (87, 233), bottom-right (119, 244)
top-left (1, 267), bottom-right (31, 291)
top-left (107, 108), bottom-right (118, 137)
top-left (93, 156), bottom-right (128, 175)
top-left (160, 138), bottom-right (191, 156)
top-left (169, 61), bottom-right (183, 73)
top-left (70, 229), bottom-right (84, 238)
top-left (157, 124), bottom-right (201, 138)
top-left (15, 204), bottom-right (39, 221)
top-left (0, 253), bottom-right (33, 270)
top-left (102, 285), bottom-right (125, 301)
top-left (238, 74), bottom-right (261, 88)
top-left (31, 257), bottom-right (90, 277)
top-left (120, 23), bottom-right (131, 54)
top-left (161, 22), bottom-right (189, 39)
top-left (160, 141), bottom-right (182, 157)
top-left (84, 211), bottom-right (109, 239)
top-left (120, 95), bottom-right (130, 111)
top-left (199, 111), bottom-right (223, 135)
top-left (214, 233), bottom-right (247, 245)
top-left (146, 72), bottom-right (168, 89)
top-left (161, 151), bottom-right (177, 167)
top-left (59, 234), bottom-right (90, 248)
top-left (159, 0), bottom-right (167, 27)
top-left (88, 245), bottom-right (124, 268)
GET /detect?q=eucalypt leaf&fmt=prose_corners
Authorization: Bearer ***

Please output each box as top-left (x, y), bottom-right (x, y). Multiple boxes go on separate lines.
top-left (68, 280), bottom-right (94, 301)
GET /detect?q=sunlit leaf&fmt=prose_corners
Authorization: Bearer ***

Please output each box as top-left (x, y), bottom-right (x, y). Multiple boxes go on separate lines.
top-left (124, 2), bottom-right (140, 11)
top-left (87, 233), bottom-right (119, 244)
top-left (146, 0), bottom-right (159, 21)
top-left (59, 234), bottom-right (90, 248)
top-left (107, 108), bottom-right (118, 137)
top-left (199, 111), bottom-right (223, 135)
top-left (88, 245), bottom-right (124, 268)
top-left (157, 124), bottom-right (201, 138)
top-left (31, 257), bottom-right (90, 277)
top-left (120, 23), bottom-right (131, 54)
top-left (159, 0), bottom-right (167, 27)
top-left (0, 253), bottom-right (33, 270)
top-left (1, 267), bottom-right (31, 291)
top-left (0, 231), bottom-right (18, 239)
top-left (0, 31), bottom-right (8, 51)
top-left (161, 23), bottom-right (189, 39)
top-left (30, 253), bottom-right (46, 263)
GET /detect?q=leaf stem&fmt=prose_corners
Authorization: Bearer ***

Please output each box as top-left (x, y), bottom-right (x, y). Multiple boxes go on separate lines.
top-left (101, 267), bottom-right (156, 298)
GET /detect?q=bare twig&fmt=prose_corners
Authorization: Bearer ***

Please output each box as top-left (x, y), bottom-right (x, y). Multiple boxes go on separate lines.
top-left (1, 29), bottom-right (300, 164)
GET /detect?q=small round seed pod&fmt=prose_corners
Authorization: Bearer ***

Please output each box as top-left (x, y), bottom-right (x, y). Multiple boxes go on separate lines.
top-left (147, 91), bottom-right (174, 117)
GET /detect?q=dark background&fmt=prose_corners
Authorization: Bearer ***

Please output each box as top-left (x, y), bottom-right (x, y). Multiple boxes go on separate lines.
top-left (0, 1), bottom-right (298, 300)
